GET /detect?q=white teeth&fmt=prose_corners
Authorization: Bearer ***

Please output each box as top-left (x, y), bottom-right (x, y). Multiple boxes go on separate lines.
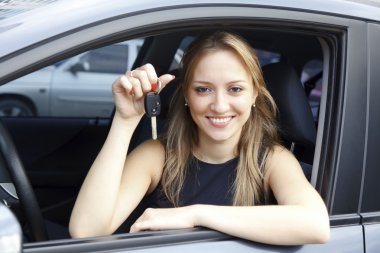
top-left (209, 117), bottom-right (232, 123)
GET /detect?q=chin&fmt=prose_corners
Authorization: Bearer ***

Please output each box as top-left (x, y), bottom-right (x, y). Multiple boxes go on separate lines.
top-left (205, 132), bottom-right (236, 143)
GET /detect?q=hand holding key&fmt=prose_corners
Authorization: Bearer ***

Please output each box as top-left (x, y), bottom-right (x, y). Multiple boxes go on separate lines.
top-left (112, 63), bottom-right (175, 121)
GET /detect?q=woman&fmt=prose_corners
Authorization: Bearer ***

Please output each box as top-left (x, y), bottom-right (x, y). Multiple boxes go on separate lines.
top-left (69, 31), bottom-right (330, 245)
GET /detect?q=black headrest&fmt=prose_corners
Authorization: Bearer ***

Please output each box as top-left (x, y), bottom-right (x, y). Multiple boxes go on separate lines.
top-left (262, 62), bottom-right (316, 147)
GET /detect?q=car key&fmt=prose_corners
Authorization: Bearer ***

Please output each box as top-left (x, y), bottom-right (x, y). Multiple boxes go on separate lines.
top-left (144, 86), bottom-right (161, 140)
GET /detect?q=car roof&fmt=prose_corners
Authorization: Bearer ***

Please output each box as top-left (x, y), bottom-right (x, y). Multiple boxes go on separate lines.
top-left (0, 0), bottom-right (379, 59)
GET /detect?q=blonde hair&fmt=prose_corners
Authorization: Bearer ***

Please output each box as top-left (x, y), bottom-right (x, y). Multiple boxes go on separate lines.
top-left (161, 31), bottom-right (279, 206)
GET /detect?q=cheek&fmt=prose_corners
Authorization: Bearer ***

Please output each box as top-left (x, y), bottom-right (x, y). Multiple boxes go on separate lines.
top-left (188, 100), bottom-right (207, 122)
top-left (187, 94), bottom-right (208, 113)
top-left (231, 98), bottom-right (253, 115)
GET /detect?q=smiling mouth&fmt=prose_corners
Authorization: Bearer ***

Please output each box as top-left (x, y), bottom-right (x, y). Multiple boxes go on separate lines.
top-left (207, 116), bottom-right (233, 124)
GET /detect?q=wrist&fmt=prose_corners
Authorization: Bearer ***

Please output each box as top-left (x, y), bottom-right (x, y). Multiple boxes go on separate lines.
top-left (189, 204), bottom-right (204, 227)
top-left (113, 111), bottom-right (143, 127)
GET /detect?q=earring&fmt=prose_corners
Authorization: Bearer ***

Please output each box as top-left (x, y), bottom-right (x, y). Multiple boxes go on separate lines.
top-left (253, 104), bottom-right (256, 108)
top-left (185, 102), bottom-right (188, 106)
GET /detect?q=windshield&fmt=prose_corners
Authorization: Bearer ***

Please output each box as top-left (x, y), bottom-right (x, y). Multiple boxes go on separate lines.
top-left (0, 0), bottom-right (58, 21)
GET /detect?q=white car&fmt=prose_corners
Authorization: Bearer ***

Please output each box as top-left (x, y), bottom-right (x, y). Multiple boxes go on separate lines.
top-left (1, 0), bottom-right (380, 252)
top-left (0, 39), bottom-right (143, 117)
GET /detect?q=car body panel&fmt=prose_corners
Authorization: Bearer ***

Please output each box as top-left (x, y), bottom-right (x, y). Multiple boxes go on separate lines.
top-left (0, 0), bottom-right (379, 252)
top-left (0, 0), bottom-right (379, 54)
top-left (326, 13), bottom-right (367, 215)
top-left (361, 22), bottom-right (380, 253)
top-left (360, 22), bottom-right (380, 213)
top-left (364, 223), bottom-right (380, 253)
top-left (2, 2), bottom-right (378, 84)
top-left (22, 226), bottom-right (364, 253)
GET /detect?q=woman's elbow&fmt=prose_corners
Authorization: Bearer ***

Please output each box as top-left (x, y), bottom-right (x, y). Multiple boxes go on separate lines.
top-left (310, 215), bottom-right (331, 244)
top-left (69, 220), bottom-right (108, 239)
top-left (313, 225), bottom-right (330, 244)
top-left (69, 222), bottom-right (89, 239)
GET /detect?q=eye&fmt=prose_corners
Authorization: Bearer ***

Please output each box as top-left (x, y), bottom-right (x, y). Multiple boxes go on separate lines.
top-left (229, 86), bottom-right (243, 93)
top-left (195, 86), bottom-right (212, 93)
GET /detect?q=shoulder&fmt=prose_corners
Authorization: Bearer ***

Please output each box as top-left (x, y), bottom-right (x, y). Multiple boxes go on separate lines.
top-left (265, 145), bottom-right (299, 172)
top-left (264, 145), bottom-right (314, 204)
top-left (130, 139), bottom-right (166, 170)
top-left (136, 138), bottom-right (165, 151)
top-left (131, 139), bottom-right (165, 157)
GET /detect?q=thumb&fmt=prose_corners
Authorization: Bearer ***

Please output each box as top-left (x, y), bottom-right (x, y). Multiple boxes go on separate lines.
top-left (158, 74), bottom-right (176, 91)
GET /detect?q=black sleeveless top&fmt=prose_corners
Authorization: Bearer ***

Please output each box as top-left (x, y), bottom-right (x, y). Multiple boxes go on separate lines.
top-left (148, 157), bottom-right (239, 208)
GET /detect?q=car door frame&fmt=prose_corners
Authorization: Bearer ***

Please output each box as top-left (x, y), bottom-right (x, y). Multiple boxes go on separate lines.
top-left (0, 2), bottom-right (376, 252)
top-left (359, 22), bottom-right (380, 253)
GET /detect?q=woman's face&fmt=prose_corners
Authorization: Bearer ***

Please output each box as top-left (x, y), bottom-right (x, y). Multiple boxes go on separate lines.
top-left (186, 49), bottom-right (257, 145)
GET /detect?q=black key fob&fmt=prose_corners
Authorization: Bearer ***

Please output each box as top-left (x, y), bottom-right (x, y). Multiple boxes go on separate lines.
top-left (144, 92), bottom-right (161, 117)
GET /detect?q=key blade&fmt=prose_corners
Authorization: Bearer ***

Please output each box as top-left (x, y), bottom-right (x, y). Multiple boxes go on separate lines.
top-left (151, 116), bottom-right (157, 140)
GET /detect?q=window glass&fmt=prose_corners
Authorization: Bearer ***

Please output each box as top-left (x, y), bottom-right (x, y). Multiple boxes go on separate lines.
top-left (255, 49), bottom-right (280, 66)
top-left (78, 44), bottom-right (129, 74)
top-left (0, 38), bottom-right (144, 118)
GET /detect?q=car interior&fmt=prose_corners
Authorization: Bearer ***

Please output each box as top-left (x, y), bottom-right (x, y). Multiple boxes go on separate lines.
top-left (0, 26), bottom-right (325, 242)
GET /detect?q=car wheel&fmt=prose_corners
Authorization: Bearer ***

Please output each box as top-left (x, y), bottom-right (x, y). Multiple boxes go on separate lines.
top-left (0, 98), bottom-right (35, 117)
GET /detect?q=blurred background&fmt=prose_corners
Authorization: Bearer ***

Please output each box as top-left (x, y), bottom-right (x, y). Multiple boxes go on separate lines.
top-left (0, 0), bottom-right (57, 20)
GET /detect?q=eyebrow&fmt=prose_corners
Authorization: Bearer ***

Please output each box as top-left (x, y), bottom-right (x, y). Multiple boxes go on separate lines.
top-left (192, 80), bottom-right (247, 85)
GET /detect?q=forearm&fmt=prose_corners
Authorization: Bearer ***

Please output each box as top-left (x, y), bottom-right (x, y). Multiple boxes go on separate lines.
top-left (70, 112), bottom-right (142, 236)
top-left (193, 204), bottom-right (330, 245)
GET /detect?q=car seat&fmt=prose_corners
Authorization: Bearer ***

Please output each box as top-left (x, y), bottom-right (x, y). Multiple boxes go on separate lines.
top-left (262, 62), bottom-right (317, 179)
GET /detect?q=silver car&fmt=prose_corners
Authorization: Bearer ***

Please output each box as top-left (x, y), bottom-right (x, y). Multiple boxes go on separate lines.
top-left (0, 40), bottom-right (143, 117)
top-left (0, 0), bottom-right (379, 252)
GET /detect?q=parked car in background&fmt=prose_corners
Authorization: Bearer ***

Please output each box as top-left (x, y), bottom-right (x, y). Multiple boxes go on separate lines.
top-left (0, 39), bottom-right (143, 118)
top-left (0, 0), bottom-right (380, 252)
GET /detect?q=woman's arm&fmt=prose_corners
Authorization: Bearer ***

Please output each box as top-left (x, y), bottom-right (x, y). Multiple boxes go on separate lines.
top-left (69, 65), bottom-right (174, 238)
top-left (69, 115), bottom-right (164, 238)
top-left (130, 146), bottom-right (330, 245)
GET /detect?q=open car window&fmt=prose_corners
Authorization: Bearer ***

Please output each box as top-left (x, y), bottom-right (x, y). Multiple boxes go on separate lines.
top-left (3, 0), bottom-right (377, 251)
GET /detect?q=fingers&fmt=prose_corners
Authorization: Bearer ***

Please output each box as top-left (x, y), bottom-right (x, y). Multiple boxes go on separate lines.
top-left (129, 77), bottom-right (144, 97)
top-left (158, 74), bottom-right (176, 91)
top-left (123, 64), bottom-right (175, 92)
top-left (130, 65), bottom-right (156, 93)
top-left (130, 208), bottom-right (156, 233)
top-left (130, 220), bottom-right (153, 233)
top-left (129, 63), bottom-right (159, 92)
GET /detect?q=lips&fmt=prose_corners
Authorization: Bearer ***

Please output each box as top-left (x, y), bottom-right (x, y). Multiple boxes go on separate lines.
top-left (207, 116), bottom-right (233, 126)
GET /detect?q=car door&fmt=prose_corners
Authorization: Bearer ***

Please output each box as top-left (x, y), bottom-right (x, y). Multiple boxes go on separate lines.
top-left (1, 0), bottom-right (379, 252)
top-left (360, 22), bottom-right (380, 253)
top-left (28, 5), bottom-right (364, 252)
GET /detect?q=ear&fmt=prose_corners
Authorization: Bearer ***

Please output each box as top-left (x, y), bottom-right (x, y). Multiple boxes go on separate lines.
top-left (252, 89), bottom-right (258, 106)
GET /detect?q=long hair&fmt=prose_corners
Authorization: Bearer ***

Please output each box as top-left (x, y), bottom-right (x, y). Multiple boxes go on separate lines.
top-left (161, 31), bottom-right (280, 206)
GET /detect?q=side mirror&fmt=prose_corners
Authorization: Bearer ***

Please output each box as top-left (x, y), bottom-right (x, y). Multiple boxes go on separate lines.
top-left (0, 203), bottom-right (22, 253)
top-left (69, 62), bottom-right (87, 75)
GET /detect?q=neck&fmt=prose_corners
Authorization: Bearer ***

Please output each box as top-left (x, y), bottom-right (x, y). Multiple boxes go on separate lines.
top-left (193, 137), bottom-right (238, 164)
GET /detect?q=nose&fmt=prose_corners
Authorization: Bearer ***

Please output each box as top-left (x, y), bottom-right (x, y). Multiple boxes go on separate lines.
top-left (210, 91), bottom-right (230, 113)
